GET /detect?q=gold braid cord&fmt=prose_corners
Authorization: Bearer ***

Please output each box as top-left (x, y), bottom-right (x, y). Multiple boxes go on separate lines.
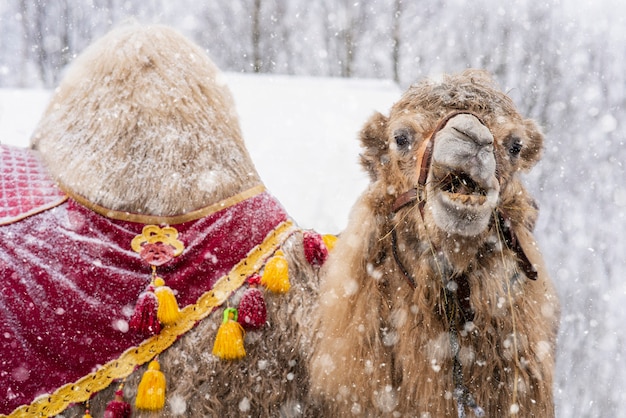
top-left (61, 184), bottom-right (267, 225)
top-left (4, 220), bottom-right (297, 418)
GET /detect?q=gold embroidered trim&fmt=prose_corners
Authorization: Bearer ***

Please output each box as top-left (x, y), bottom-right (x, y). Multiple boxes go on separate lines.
top-left (59, 184), bottom-right (266, 225)
top-left (4, 220), bottom-right (297, 418)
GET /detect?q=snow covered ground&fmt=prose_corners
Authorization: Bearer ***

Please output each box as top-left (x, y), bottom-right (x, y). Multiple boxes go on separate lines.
top-left (1, 74), bottom-right (624, 417)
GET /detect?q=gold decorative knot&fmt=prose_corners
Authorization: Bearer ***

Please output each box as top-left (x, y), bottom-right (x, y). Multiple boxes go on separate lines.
top-left (131, 225), bottom-right (185, 266)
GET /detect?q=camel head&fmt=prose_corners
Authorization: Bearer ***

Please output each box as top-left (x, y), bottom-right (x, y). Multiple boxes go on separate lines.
top-left (31, 24), bottom-right (261, 217)
top-left (360, 70), bottom-right (543, 257)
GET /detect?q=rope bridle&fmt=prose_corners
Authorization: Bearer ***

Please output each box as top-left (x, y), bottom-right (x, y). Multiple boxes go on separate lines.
top-left (388, 111), bottom-right (537, 417)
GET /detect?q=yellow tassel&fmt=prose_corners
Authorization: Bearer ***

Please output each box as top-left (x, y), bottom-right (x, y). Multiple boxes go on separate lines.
top-left (135, 359), bottom-right (166, 410)
top-left (322, 234), bottom-right (338, 251)
top-left (261, 250), bottom-right (290, 293)
top-left (153, 277), bottom-right (180, 325)
top-left (212, 308), bottom-right (246, 360)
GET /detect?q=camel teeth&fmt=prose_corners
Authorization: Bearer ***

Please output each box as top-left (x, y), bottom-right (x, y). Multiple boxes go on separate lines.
top-left (466, 194), bottom-right (487, 205)
top-left (470, 194), bottom-right (480, 206)
top-left (446, 192), bottom-right (488, 206)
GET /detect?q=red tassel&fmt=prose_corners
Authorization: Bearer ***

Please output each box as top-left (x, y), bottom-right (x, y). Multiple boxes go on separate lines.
top-left (247, 274), bottom-right (262, 286)
top-left (129, 288), bottom-right (161, 336)
top-left (303, 231), bottom-right (328, 266)
top-left (104, 389), bottom-right (131, 418)
top-left (237, 287), bottom-right (267, 329)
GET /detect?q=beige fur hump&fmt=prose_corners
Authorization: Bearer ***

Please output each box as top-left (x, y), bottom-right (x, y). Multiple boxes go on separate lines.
top-left (32, 24), bottom-right (261, 216)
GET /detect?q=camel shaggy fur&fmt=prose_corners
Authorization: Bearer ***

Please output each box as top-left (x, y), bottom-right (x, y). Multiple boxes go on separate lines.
top-left (8, 25), bottom-right (322, 417)
top-left (310, 70), bottom-right (560, 417)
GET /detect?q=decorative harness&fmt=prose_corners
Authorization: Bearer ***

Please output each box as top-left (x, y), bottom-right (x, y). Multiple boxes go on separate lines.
top-left (0, 147), bottom-right (336, 417)
top-left (388, 111), bottom-right (538, 417)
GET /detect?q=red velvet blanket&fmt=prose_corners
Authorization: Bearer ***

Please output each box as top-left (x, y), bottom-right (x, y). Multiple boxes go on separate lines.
top-left (0, 145), bottom-right (290, 415)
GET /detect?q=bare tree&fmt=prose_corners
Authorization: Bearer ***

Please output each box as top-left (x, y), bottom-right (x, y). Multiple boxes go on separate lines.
top-left (320, 0), bottom-right (369, 77)
top-left (16, 0), bottom-right (116, 87)
top-left (251, 0), bottom-right (262, 72)
top-left (391, 0), bottom-right (403, 83)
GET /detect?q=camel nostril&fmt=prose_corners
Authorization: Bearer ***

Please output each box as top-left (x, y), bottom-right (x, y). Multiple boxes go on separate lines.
top-left (452, 126), bottom-right (493, 147)
top-left (482, 135), bottom-right (494, 146)
top-left (474, 132), bottom-right (494, 147)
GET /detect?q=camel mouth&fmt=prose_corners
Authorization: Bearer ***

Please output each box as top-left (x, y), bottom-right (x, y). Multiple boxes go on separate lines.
top-left (432, 166), bottom-right (497, 208)
top-left (427, 164), bottom-right (499, 236)
top-left (439, 171), bottom-right (488, 205)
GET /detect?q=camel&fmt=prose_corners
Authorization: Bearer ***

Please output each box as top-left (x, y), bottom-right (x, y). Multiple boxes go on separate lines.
top-left (0, 24), bottom-right (559, 418)
top-left (310, 70), bottom-right (560, 417)
top-left (0, 25), bottom-right (326, 417)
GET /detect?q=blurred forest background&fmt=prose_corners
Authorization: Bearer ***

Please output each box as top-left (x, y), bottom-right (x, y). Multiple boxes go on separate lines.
top-left (1, 1), bottom-right (625, 416)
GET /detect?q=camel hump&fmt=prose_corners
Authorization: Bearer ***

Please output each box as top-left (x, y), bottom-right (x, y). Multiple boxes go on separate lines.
top-left (0, 144), bottom-right (66, 225)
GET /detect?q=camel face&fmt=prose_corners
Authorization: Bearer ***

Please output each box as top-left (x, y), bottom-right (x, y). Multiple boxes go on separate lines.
top-left (360, 70), bottom-right (544, 254)
top-left (425, 113), bottom-right (500, 236)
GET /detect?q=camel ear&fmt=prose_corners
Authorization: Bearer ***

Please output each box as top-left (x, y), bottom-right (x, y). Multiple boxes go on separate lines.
top-left (519, 118), bottom-right (544, 171)
top-left (359, 112), bottom-right (389, 181)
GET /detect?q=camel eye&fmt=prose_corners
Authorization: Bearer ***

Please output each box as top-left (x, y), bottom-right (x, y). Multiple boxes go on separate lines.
top-left (393, 128), bottom-right (414, 150)
top-left (509, 138), bottom-right (523, 157)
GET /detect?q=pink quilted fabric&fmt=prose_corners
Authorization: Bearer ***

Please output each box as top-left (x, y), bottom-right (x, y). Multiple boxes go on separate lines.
top-left (0, 144), bottom-right (67, 225)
